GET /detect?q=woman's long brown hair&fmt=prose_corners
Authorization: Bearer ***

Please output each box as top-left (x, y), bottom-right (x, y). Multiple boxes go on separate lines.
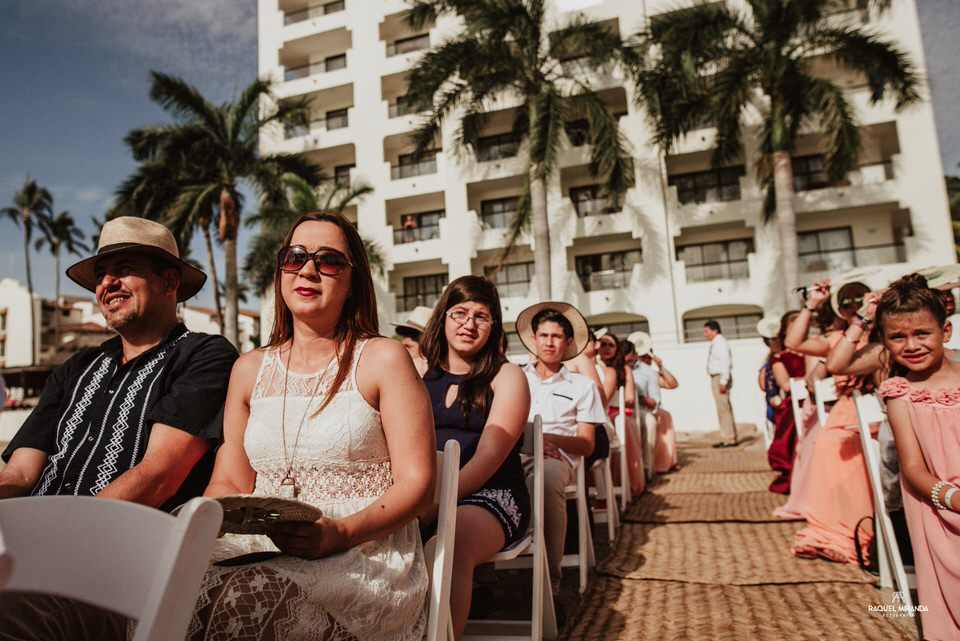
top-left (267, 211), bottom-right (379, 415)
top-left (419, 275), bottom-right (506, 420)
top-left (602, 332), bottom-right (627, 388)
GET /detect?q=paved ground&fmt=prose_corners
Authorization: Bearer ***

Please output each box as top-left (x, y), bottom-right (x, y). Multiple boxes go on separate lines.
top-left (477, 431), bottom-right (920, 640)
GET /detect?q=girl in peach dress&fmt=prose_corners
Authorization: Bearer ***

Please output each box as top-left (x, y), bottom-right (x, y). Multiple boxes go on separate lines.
top-left (786, 280), bottom-right (877, 563)
top-left (877, 275), bottom-right (960, 641)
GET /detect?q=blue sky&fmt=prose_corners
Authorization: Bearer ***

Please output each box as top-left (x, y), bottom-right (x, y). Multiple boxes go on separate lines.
top-left (1, 0), bottom-right (958, 310)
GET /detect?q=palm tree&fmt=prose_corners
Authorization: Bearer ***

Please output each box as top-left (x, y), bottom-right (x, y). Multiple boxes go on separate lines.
top-left (35, 210), bottom-right (90, 348)
top-left (631, 0), bottom-right (919, 301)
top-left (244, 173), bottom-right (382, 295)
top-left (120, 71), bottom-right (322, 345)
top-left (2, 177), bottom-right (53, 364)
top-left (405, 0), bottom-right (635, 298)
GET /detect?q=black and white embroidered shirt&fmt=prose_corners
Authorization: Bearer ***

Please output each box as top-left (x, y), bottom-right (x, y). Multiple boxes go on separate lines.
top-left (2, 323), bottom-right (237, 509)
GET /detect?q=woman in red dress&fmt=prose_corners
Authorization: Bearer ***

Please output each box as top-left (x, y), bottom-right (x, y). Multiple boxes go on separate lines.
top-left (767, 311), bottom-right (806, 494)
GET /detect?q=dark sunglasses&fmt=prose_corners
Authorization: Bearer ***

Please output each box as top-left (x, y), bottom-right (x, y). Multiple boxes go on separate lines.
top-left (278, 245), bottom-right (352, 276)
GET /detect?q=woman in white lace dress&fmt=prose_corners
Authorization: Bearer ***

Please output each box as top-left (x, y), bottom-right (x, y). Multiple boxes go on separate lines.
top-left (188, 212), bottom-right (436, 641)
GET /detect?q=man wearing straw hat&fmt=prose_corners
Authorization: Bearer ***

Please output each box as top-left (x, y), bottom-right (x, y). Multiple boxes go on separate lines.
top-left (516, 301), bottom-right (606, 594)
top-left (0, 216), bottom-right (238, 639)
top-left (391, 305), bottom-right (432, 374)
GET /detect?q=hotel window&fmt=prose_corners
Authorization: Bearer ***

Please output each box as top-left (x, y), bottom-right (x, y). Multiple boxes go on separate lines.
top-left (485, 262), bottom-right (535, 298)
top-left (569, 184), bottom-right (621, 217)
top-left (480, 197), bottom-right (519, 229)
top-left (388, 33), bottom-right (430, 56)
top-left (333, 164), bottom-right (354, 185)
top-left (677, 238), bottom-right (753, 282)
top-left (575, 249), bottom-right (642, 292)
top-left (324, 53), bottom-right (347, 72)
top-left (325, 108), bottom-right (349, 130)
top-left (668, 166), bottom-right (744, 204)
top-left (398, 273), bottom-right (448, 312)
top-left (394, 210), bottom-right (445, 244)
top-left (564, 119), bottom-right (590, 147)
top-left (798, 227), bottom-right (855, 273)
top-left (792, 155), bottom-right (831, 191)
top-left (476, 133), bottom-right (521, 162)
top-left (394, 150), bottom-right (438, 179)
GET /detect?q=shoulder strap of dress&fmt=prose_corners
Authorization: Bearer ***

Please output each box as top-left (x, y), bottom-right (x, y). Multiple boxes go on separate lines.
top-left (251, 347), bottom-right (278, 399)
top-left (348, 338), bottom-right (370, 391)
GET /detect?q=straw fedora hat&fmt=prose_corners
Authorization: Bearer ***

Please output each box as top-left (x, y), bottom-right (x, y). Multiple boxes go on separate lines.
top-left (391, 305), bottom-right (433, 334)
top-left (515, 301), bottom-right (590, 361)
top-left (756, 316), bottom-right (781, 339)
top-left (66, 216), bottom-right (206, 302)
top-left (627, 330), bottom-right (653, 357)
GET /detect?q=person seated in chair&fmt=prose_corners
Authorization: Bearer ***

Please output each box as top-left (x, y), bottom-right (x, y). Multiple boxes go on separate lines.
top-left (0, 216), bottom-right (238, 641)
top-left (515, 302), bottom-right (606, 596)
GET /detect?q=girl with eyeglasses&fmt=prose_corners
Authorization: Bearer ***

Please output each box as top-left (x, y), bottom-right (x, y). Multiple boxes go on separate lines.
top-left (417, 276), bottom-right (531, 639)
top-left (192, 212), bottom-right (435, 641)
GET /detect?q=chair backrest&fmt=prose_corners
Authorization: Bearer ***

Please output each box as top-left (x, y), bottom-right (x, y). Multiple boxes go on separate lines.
top-left (529, 414), bottom-right (547, 641)
top-left (789, 378), bottom-right (809, 440)
top-left (0, 496), bottom-right (222, 641)
top-left (814, 377), bottom-right (837, 427)
top-left (425, 440), bottom-right (460, 641)
top-left (614, 386), bottom-right (630, 510)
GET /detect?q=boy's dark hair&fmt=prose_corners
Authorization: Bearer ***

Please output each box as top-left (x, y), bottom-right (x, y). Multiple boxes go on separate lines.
top-left (531, 309), bottom-right (573, 339)
top-left (395, 326), bottom-right (422, 341)
top-left (703, 320), bottom-right (721, 333)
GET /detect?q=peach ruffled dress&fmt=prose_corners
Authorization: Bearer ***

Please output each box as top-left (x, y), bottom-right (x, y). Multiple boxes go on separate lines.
top-left (879, 378), bottom-right (960, 641)
top-left (773, 398), bottom-right (820, 519)
top-left (792, 334), bottom-right (876, 563)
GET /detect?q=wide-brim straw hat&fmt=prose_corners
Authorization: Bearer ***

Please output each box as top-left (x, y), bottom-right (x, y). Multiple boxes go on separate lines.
top-left (391, 305), bottom-right (433, 333)
top-left (627, 330), bottom-right (653, 357)
top-left (516, 301), bottom-right (590, 361)
top-left (756, 316), bottom-right (781, 339)
top-left (66, 216), bottom-right (206, 302)
top-left (916, 264), bottom-right (960, 290)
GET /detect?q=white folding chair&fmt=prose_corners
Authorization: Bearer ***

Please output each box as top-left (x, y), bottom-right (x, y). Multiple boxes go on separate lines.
top-left (424, 440), bottom-right (461, 641)
top-left (789, 378), bottom-right (810, 441)
top-left (611, 387), bottom-right (632, 512)
top-left (561, 458), bottom-right (597, 594)
top-left (814, 377), bottom-right (837, 427)
top-left (588, 431), bottom-right (620, 543)
top-left (0, 496), bottom-right (222, 641)
top-left (465, 415), bottom-right (558, 641)
top-left (852, 391), bottom-right (919, 635)
top-left (0, 519), bottom-right (11, 589)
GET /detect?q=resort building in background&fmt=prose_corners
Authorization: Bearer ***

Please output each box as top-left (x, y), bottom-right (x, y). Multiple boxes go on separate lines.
top-left (256, 0), bottom-right (954, 431)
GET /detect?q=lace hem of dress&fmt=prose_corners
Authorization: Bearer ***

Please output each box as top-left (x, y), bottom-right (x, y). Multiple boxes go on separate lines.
top-left (257, 460), bottom-right (393, 500)
top-left (879, 377), bottom-right (960, 405)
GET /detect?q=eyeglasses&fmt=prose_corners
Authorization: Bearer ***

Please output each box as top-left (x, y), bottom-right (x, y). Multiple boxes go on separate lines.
top-left (446, 309), bottom-right (494, 329)
top-left (278, 246), bottom-right (352, 276)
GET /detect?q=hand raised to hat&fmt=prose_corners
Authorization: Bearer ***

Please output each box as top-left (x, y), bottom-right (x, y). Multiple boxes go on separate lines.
top-left (805, 280), bottom-right (831, 308)
top-left (857, 290), bottom-right (883, 323)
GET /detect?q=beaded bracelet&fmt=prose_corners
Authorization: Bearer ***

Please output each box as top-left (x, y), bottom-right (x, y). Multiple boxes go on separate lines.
top-left (931, 480), bottom-right (950, 510)
top-left (944, 486), bottom-right (959, 511)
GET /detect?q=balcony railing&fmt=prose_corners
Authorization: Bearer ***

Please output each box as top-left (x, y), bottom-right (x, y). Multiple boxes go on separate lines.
top-left (391, 157), bottom-right (437, 179)
top-left (393, 225), bottom-right (441, 244)
top-left (799, 242), bottom-right (906, 274)
top-left (578, 269), bottom-right (632, 292)
top-left (573, 198), bottom-right (621, 217)
top-left (284, 0), bottom-right (345, 25)
top-left (396, 293), bottom-right (440, 313)
top-left (476, 140), bottom-right (521, 162)
top-left (284, 113), bottom-right (349, 139)
top-left (684, 259), bottom-right (750, 283)
top-left (388, 101), bottom-right (416, 118)
top-left (386, 34), bottom-right (430, 57)
top-left (284, 55), bottom-right (346, 81)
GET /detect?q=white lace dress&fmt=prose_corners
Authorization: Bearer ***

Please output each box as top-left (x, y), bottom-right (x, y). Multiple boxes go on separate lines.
top-left (187, 341), bottom-right (428, 641)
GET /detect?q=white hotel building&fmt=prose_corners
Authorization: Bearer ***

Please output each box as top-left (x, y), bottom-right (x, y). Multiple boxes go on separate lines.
top-left (256, 0), bottom-right (954, 432)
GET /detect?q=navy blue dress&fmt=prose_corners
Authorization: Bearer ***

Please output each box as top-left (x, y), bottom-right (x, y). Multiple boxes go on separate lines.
top-left (424, 368), bottom-right (530, 545)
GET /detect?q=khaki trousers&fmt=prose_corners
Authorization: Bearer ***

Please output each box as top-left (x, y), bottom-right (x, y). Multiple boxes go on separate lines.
top-left (523, 455), bottom-right (575, 584)
top-left (711, 374), bottom-right (738, 444)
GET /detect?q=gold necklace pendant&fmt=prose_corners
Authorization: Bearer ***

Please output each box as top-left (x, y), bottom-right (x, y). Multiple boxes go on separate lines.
top-left (279, 475), bottom-right (298, 499)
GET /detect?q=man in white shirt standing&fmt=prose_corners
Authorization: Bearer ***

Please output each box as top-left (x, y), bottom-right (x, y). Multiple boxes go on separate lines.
top-left (704, 320), bottom-right (738, 447)
top-left (516, 302), bottom-right (606, 594)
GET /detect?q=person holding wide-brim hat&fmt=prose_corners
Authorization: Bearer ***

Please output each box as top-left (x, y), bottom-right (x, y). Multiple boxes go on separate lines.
top-left (515, 301), bottom-right (607, 594)
top-left (0, 216), bottom-right (238, 639)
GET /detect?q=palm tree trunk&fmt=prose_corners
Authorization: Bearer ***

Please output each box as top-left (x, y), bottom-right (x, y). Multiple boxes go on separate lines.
top-left (529, 168), bottom-right (552, 299)
top-left (219, 187), bottom-right (240, 347)
top-left (54, 244), bottom-right (61, 353)
top-left (22, 218), bottom-right (36, 365)
top-left (772, 150), bottom-right (799, 305)
top-left (199, 218), bottom-right (223, 331)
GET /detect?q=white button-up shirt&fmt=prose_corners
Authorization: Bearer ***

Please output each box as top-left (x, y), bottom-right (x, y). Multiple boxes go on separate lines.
top-left (523, 363), bottom-right (607, 467)
top-left (706, 333), bottom-right (732, 385)
top-left (633, 360), bottom-right (661, 412)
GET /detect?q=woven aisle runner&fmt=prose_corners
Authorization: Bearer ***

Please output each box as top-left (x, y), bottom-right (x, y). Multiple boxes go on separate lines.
top-left (562, 577), bottom-right (913, 641)
top-left (597, 521), bottom-right (873, 585)
top-left (561, 436), bottom-right (916, 640)
top-left (622, 491), bottom-right (802, 524)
